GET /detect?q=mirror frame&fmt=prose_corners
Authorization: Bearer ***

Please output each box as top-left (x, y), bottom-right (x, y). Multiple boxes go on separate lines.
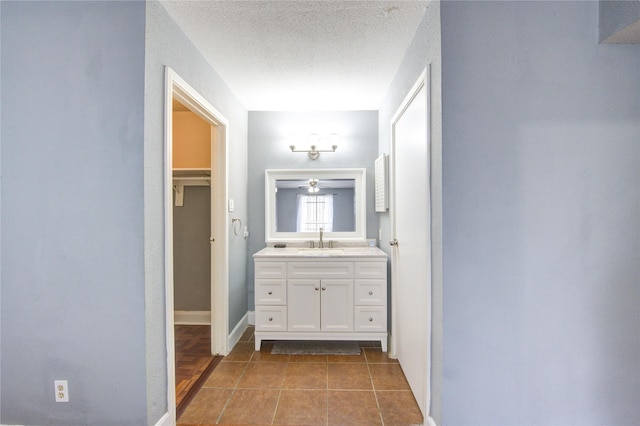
top-left (265, 168), bottom-right (367, 242)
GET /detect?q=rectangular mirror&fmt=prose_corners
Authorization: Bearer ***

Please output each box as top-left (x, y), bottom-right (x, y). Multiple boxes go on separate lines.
top-left (265, 168), bottom-right (366, 242)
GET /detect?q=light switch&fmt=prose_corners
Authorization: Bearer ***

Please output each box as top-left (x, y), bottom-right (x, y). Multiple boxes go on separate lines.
top-left (228, 199), bottom-right (235, 212)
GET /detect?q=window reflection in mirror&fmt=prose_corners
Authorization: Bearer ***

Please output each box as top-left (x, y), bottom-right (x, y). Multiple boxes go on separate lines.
top-left (265, 169), bottom-right (366, 242)
top-left (275, 179), bottom-right (355, 232)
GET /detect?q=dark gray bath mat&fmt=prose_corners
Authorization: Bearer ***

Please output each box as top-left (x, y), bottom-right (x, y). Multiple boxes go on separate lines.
top-left (271, 340), bottom-right (361, 355)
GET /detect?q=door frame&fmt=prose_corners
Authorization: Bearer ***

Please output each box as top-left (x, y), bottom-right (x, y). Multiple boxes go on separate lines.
top-left (389, 65), bottom-right (433, 420)
top-left (163, 67), bottom-right (229, 419)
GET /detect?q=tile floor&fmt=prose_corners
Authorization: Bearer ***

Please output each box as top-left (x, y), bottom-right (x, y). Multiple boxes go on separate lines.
top-left (178, 326), bottom-right (423, 425)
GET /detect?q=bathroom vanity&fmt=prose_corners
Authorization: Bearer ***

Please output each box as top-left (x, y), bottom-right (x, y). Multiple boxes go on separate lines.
top-left (253, 246), bottom-right (388, 351)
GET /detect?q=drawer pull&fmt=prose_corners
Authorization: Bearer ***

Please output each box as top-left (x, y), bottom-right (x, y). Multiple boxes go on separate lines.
top-left (267, 291), bottom-right (273, 295)
top-left (369, 317), bottom-right (373, 322)
top-left (369, 290), bottom-right (374, 295)
top-left (268, 317), bottom-right (273, 321)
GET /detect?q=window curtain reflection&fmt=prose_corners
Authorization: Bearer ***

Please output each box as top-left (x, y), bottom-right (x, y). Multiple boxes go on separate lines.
top-left (296, 194), bottom-right (334, 232)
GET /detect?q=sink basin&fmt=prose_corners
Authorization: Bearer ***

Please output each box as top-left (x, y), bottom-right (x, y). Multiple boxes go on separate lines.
top-left (297, 248), bottom-right (344, 255)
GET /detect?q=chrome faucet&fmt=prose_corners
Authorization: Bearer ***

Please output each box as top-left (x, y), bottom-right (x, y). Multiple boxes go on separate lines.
top-left (319, 227), bottom-right (324, 248)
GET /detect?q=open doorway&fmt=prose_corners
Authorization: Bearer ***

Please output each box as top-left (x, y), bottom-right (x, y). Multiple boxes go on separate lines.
top-left (164, 67), bottom-right (229, 421)
top-left (172, 98), bottom-right (218, 414)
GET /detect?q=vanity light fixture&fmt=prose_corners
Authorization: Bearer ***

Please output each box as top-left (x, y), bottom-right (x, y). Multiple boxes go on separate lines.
top-left (289, 144), bottom-right (338, 160)
top-left (289, 133), bottom-right (339, 160)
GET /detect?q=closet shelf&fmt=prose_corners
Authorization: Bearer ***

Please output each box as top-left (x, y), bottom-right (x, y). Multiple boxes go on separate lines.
top-left (173, 169), bottom-right (211, 207)
top-left (173, 168), bottom-right (211, 177)
top-left (173, 169), bottom-right (211, 183)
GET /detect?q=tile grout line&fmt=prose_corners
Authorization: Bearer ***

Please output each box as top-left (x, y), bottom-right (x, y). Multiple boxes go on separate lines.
top-left (214, 387), bottom-right (235, 425)
top-left (326, 357), bottom-right (331, 426)
top-left (271, 388), bottom-right (284, 425)
top-left (366, 347), bottom-right (386, 426)
top-left (214, 353), bottom-right (253, 424)
top-left (272, 361), bottom-right (291, 424)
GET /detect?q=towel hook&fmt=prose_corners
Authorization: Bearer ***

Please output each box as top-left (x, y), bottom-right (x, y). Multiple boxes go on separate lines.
top-left (231, 218), bottom-right (242, 236)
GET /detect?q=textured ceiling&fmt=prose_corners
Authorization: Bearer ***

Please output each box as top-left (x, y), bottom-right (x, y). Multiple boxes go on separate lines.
top-left (159, 1), bottom-right (427, 111)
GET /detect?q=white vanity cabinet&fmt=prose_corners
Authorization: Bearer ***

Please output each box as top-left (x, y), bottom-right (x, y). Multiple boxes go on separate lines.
top-left (254, 261), bottom-right (287, 332)
top-left (287, 261), bottom-right (354, 332)
top-left (354, 261), bottom-right (388, 333)
top-left (253, 247), bottom-right (388, 351)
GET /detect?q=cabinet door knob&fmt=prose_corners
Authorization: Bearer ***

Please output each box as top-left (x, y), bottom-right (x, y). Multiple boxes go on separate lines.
top-left (369, 291), bottom-right (374, 295)
top-left (268, 317), bottom-right (273, 321)
top-left (321, 287), bottom-right (326, 291)
top-left (315, 287), bottom-right (319, 291)
top-left (268, 291), bottom-right (273, 295)
top-left (369, 317), bottom-right (374, 322)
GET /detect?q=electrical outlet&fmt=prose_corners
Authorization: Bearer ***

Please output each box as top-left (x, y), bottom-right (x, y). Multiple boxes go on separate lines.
top-left (55, 380), bottom-right (68, 402)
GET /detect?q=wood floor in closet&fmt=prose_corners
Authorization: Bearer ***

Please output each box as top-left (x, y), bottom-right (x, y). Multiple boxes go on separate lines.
top-left (175, 324), bottom-right (222, 417)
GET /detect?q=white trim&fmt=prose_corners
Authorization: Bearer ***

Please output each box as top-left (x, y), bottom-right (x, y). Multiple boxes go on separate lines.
top-left (264, 168), bottom-right (367, 242)
top-left (425, 415), bottom-right (438, 426)
top-left (248, 310), bottom-right (255, 325)
top-left (227, 312), bottom-right (249, 352)
top-left (164, 67), bottom-right (230, 424)
top-left (153, 412), bottom-right (172, 426)
top-left (163, 68), bottom-right (177, 424)
top-left (174, 310), bottom-right (211, 325)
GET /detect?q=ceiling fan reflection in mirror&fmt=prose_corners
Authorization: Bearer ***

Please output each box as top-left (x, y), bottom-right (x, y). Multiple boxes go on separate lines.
top-left (299, 178), bottom-right (327, 193)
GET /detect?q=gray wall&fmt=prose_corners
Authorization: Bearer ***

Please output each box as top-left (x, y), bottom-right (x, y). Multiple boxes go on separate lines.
top-left (247, 111), bottom-right (379, 310)
top-left (145, 1), bottom-right (249, 422)
top-left (1, 2), bottom-right (148, 424)
top-left (441, 1), bottom-right (640, 424)
top-left (599, 0), bottom-right (640, 42)
top-left (173, 187), bottom-right (211, 311)
top-left (377, 1), bottom-right (443, 422)
top-left (0, 1), bottom-right (249, 424)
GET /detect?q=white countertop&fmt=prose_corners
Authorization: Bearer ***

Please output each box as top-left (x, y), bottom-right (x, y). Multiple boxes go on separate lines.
top-left (253, 246), bottom-right (388, 258)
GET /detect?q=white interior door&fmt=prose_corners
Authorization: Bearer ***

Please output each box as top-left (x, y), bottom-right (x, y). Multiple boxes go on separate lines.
top-left (391, 67), bottom-right (431, 419)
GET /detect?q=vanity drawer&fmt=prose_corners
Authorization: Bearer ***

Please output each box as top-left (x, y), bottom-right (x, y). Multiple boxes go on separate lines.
top-left (354, 306), bottom-right (387, 332)
top-left (255, 279), bottom-right (286, 305)
top-left (354, 261), bottom-right (387, 279)
top-left (255, 306), bottom-right (287, 331)
top-left (255, 261), bottom-right (287, 279)
top-left (288, 262), bottom-right (353, 279)
top-left (355, 279), bottom-right (387, 305)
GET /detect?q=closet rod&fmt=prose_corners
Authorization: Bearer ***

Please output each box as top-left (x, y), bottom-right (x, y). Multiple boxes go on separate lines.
top-left (172, 176), bottom-right (210, 181)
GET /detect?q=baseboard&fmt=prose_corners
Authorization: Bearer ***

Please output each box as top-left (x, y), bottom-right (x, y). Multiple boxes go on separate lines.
top-left (248, 310), bottom-right (255, 325)
top-left (153, 412), bottom-right (171, 426)
top-left (174, 310), bottom-right (210, 325)
top-left (228, 312), bottom-right (249, 351)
